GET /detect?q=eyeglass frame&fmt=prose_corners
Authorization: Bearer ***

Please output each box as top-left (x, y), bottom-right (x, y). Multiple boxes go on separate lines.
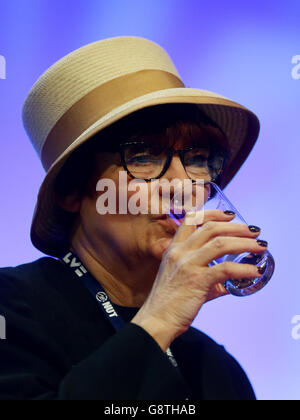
top-left (119, 141), bottom-right (226, 182)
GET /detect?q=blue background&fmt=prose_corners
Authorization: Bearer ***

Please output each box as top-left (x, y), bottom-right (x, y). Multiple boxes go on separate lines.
top-left (0, 0), bottom-right (299, 400)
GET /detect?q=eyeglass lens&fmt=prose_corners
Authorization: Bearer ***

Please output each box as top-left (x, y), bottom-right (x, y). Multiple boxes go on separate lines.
top-left (123, 142), bottom-right (223, 180)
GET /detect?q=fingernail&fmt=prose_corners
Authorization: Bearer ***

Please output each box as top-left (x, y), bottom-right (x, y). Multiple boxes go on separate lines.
top-left (224, 210), bottom-right (235, 216)
top-left (257, 240), bottom-right (268, 248)
top-left (248, 225), bottom-right (261, 233)
top-left (257, 265), bottom-right (267, 275)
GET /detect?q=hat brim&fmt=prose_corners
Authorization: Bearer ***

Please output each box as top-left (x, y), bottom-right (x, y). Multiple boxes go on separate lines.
top-left (30, 87), bottom-right (260, 257)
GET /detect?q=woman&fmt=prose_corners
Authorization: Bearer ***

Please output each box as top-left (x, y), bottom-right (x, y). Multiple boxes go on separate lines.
top-left (0, 36), bottom-right (266, 400)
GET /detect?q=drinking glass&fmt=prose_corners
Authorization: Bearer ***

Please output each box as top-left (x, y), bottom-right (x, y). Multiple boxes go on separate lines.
top-left (168, 181), bottom-right (275, 297)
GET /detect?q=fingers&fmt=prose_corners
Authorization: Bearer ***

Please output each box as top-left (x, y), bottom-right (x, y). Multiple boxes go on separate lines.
top-left (205, 261), bottom-right (264, 288)
top-left (193, 236), bottom-right (268, 267)
top-left (184, 220), bottom-right (261, 251)
top-left (204, 282), bottom-right (229, 303)
top-left (172, 209), bottom-right (235, 245)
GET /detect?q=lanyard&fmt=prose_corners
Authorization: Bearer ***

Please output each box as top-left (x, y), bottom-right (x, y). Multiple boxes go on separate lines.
top-left (61, 251), bottom-right (179, 369)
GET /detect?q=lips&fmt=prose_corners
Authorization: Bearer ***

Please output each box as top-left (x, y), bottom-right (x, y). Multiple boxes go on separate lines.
top-left (151, 215), bottom-right (177, 235)
top-left (151, 210), bottom-right (185, 227)
top-left (151, 214), bottom-right (168, 220)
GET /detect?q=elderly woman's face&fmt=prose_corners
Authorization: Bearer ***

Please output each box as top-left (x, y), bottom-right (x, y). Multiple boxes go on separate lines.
top-left (75, 136), bottom-right (213, 263)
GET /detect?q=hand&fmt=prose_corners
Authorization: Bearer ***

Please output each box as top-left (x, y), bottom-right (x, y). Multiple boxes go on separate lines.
top-left (132, 210), bottom-right (267, 351)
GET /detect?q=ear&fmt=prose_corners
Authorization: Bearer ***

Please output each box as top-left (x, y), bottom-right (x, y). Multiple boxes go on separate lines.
top-left (55, 192), bottom-right (81, 213)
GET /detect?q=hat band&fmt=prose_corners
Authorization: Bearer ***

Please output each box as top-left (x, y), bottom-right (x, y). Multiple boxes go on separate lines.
top-left (41, 69), bottom-right (185, 171)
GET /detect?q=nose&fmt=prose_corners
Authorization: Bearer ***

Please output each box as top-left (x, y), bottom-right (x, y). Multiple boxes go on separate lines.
top-left (162, 154), bottom-right (188, 182)
top-left (158, 154), bottom-right (189, 203)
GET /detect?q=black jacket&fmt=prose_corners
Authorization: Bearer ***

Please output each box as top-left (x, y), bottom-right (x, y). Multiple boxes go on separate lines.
top-left (0, 257), bottom-right (256, 400)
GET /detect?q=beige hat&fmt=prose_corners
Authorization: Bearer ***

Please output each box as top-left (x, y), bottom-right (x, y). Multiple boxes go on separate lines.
top-left (22, 36), bottom-right (260, 257)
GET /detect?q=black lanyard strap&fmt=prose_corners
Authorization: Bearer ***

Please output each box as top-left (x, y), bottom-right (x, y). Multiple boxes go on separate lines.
top-left (61, 251), bottom-right (178, 368)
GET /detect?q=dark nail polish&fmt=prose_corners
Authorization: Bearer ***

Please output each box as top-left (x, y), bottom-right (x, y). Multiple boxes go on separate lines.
top-left (257, 265), bottom-right (267, 275)
top-left (248, 225), bottom-right (261, 233)
top-left (224, 211), bottom-right (235, 216)
top-left (257, 240), bottom-right (268, 248)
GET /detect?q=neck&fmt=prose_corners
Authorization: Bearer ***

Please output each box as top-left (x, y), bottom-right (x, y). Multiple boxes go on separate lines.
top-left (70, 229), bottom-right (159, 308)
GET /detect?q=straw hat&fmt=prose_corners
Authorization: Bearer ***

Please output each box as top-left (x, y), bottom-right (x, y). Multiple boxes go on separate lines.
top-left (22, 36), bottom-right (260, 257)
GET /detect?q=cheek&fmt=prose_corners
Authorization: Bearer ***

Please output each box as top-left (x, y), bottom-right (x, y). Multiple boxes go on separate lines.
top-left (127, 180), bottom-right (151, 215)
top-left (118, 178), bottom-right (165, 216)
top-left (95, 171), bottom-right (152, 216)
top-left (83, 176), bottom-right (174, 258)
top-left (94, 172), bottom-right (195, 226)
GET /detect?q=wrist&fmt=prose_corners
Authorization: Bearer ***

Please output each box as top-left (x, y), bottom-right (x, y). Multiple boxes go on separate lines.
top-left (131, 315), bottom-right (176, 352)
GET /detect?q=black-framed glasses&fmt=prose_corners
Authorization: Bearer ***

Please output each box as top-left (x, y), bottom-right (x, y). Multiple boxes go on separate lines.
top-left (119, 141), bottom-right (225, 182)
